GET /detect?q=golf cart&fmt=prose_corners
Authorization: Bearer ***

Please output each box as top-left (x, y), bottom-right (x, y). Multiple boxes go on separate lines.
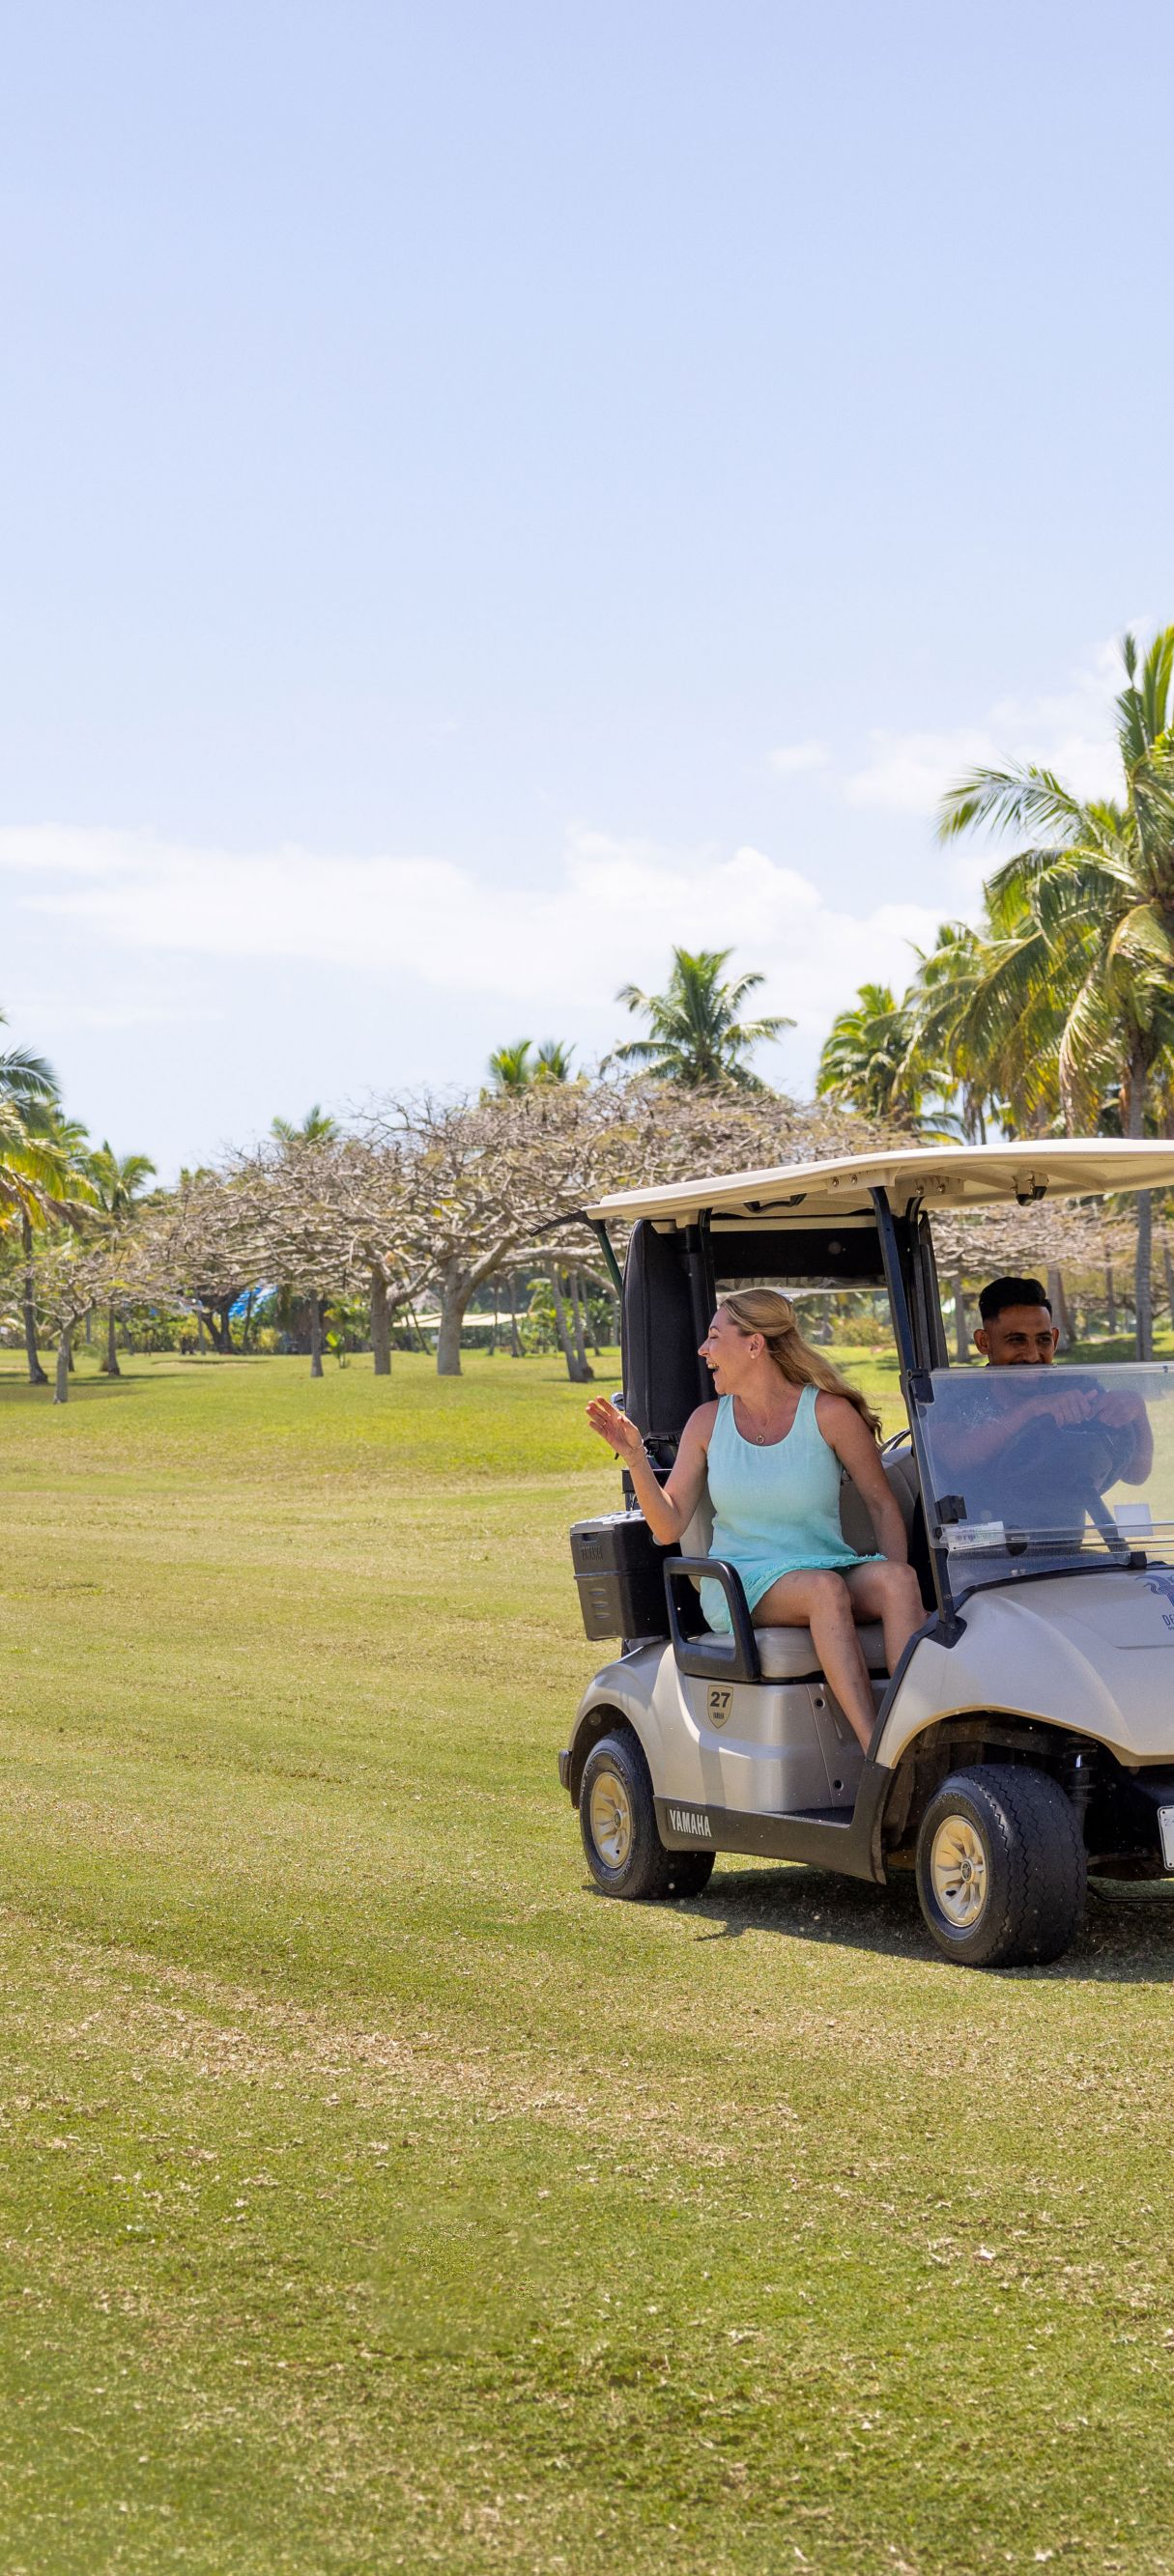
top-left (559, 1140), bottom-right (1174, 1968)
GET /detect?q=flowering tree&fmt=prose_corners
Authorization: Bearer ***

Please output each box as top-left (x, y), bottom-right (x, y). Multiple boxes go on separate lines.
top-left (363, 1084), bottom-right (633, 1374)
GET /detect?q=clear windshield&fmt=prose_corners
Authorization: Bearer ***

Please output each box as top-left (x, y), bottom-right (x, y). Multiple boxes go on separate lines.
top-left (912, 1363), bottom-right (1174, 1590)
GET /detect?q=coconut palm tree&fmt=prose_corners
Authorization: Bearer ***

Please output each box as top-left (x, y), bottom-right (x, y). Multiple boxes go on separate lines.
top-left (485, 1039), bottom-right (577, 1092)
top-left (0, 1022), bottom-right (81, 1383)
top-left (938, 626), bottom-right (1174, 1353)
top-left (816, 979), bottom-right (959, 1134)
top-left (88, 1144), bottom-right (158, 1374)
top-left (533, 1039), bottom-right (576, 1082)
top-left (904, 921), bottom-right (1008, 1143)
top-left (611, 948), bottom-right (792, 1090)
top-left (272, 1105), bottom-right (338, 1146)
top-left (817, 983), bottom-right (920, 1126)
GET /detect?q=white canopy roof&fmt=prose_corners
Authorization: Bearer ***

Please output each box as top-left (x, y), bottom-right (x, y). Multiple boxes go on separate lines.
top-left (587, 1138), bottom-right (1174, 1229)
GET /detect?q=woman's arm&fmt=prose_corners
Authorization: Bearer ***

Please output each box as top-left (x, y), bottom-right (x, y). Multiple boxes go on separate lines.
top-left (585, 1398), bottom-right (715, 1545)
top-left (816, 1394), bottom-right (908, 1564)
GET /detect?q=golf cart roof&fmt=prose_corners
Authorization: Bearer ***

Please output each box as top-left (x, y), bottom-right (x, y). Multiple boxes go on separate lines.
top-left (587, 1138), bottom-right (1174, 1231)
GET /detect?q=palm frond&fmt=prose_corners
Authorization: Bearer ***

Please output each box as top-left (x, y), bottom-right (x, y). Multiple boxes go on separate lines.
top-left (936, 763), bottom-right (1087, 846)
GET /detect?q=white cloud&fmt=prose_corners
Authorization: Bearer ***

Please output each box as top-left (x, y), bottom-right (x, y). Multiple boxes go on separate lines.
top-left (843, 727), bottom-right (999, 815)
top-left (0, 823), bottom-right (944, 1047)
top-left (841, 641), bottom-right (1123, 817)
top-left (767, 739), bottom-right (831, 776)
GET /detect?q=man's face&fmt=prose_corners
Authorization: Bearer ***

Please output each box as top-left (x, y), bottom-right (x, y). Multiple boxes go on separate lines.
top-left (975, 1303), bottom-right (1059, 1366)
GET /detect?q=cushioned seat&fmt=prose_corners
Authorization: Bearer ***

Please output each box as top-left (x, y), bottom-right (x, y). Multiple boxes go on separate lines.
top-left (754, 1619), bottom-right (889, 1679)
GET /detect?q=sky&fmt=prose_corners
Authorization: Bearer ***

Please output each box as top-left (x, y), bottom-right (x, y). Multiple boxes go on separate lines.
top-left (2, 0), bottom-right (1172, 1174)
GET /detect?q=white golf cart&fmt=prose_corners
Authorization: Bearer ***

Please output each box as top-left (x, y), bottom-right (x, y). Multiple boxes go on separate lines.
top-left (560, 1141), bottom-right (1174, 1968)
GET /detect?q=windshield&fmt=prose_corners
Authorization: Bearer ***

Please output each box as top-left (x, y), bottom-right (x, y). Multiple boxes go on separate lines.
top-left (912, 1362), bottom-right (1174, 1591)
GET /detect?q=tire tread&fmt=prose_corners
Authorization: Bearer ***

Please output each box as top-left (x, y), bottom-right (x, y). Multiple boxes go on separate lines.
top-left (916, 1762), bottom-right (1086, 1968)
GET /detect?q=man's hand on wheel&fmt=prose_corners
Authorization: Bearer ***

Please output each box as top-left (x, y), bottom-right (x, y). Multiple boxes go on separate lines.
top-left (1024, 1384), bottom-right (1100, 1429)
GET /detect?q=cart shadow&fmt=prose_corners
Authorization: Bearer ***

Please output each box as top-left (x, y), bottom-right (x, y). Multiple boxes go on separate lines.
top-left (680, 1863), bottom-right (1174, 1982)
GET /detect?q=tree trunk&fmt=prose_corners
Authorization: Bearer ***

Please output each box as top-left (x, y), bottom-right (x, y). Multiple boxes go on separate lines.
top-left (20, 1214), bottom-right (47, 1385)
top-left (1046, 1266), bottom-right (1072, 1355)
top-left (952, 1263), bottom-right (967, 1365)
top-left (54, 1328), bottom-right (71, 1404)
top-left (103, 1302), bottom-right (121, 1377)
top-left (241, 1288), bottom-right (256, 1351)
top-left (1105, 1262), bottom-right (1117, 1336)
top-left (550, 1264), bottom-right (591, 1382)
top-left (1163, 1235), bottom-right (1174, 1331)
top-left (370, 1263), bottom-right (391, 1375)
top-left (508, 1270), bottom-right (522, 1358)
top-left (436, 1262), bottom-right (469, 1375)
top-left (309, 1296), bottom-right (325, 1378)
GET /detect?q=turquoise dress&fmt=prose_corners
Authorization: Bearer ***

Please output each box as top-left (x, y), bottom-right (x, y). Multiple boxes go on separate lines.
top-left (700, 1385), bottom-right (879, 1635)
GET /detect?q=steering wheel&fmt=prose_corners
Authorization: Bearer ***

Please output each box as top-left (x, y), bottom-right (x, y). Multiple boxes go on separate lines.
top-left (981, 1409), bottom-right (1137, 1544)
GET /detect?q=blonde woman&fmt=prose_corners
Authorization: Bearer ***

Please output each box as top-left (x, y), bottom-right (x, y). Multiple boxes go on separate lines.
top-left (587, 1288), bottom-right (924, 1754)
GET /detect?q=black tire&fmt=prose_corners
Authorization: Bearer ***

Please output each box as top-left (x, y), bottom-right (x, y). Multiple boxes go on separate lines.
top-left (915, 1763), bottom-right (1086, 1968)
top-left (666, 1850), bottom-right (717, 1899)
top-left (580, 1731), bottom-right (711, 1901)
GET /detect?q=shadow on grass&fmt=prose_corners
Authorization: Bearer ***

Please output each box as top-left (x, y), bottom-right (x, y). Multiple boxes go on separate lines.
top-left (0, 1356), bottom-right (273, 1405)
top-left (678, 1859), bottom-right (1174, 1982)
top-left (0, 1373), bottom-right (148, 1405)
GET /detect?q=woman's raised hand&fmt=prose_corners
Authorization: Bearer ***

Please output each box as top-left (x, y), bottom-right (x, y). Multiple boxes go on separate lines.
top-left (586, 1396), bottom-right (644, 1464)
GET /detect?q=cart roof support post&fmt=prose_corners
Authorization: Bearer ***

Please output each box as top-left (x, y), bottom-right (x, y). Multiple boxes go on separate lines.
top-left (871, 1185), bottom-right (959, 1636)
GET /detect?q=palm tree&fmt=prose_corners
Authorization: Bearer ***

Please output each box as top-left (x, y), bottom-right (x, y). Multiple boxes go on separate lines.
top-left (533, 1039), bottom-right (576, 1082)
top-left (938, 626), bottom-right (1174, 1354)
top-left (485, 1039), bottom-right (577, 1092)
top-left (611, 948), bottom-right (792, 1090)
top-left (0, 1021), bottom-right (74, 1384)
top-left (486, 1041), bottom-right (536, 1092)
top-left (904, 921), bottom-right (1007, 1143)
top-left (89, 1144), bottom-right (157, 1375)
top-left (816, 979), bottom-right (959, 1134)
top-left (817, 983), bottom-right (920, 1126)
top-left (272, 1105), bottom-right (338, 1146)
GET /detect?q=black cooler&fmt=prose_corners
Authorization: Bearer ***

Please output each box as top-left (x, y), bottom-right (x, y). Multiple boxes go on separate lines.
top-left (570, 1513), bottom-right (675, 1641)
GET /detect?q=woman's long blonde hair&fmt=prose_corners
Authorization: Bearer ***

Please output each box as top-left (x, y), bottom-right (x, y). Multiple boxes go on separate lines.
top-left (718, 1287), bottom-right (881, 1440)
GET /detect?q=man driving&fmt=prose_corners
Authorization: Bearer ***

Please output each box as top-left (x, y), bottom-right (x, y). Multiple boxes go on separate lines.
top-left (937, 1274), bottom-right (1153, 1539)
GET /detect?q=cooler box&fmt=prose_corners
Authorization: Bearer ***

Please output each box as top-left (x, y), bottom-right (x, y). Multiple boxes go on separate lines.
top-left (570, 1513), bottom-right (675, 1642)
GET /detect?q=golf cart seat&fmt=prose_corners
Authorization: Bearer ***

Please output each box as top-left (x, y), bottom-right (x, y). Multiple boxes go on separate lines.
top-left (676, 1444), bottom-right (920, 1681)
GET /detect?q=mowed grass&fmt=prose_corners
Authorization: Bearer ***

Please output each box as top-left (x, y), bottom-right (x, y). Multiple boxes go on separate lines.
top-left (2, 1348), bottom-right (1174, 2574)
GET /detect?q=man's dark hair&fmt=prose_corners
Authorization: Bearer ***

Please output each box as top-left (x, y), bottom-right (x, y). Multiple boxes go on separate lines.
top-left (979, 1274), bottom-right (1051, 1324)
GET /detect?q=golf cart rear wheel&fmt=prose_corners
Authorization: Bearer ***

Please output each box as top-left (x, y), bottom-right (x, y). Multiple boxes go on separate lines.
top-left (580, 1731), bottom-right (713, 1901)
top-left (915, 1764), bottom-right (1086, 1968)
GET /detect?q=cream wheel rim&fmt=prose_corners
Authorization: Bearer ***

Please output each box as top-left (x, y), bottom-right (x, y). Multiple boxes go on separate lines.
top-left (589, 1768), bottom-right (633, 1870)
top-left (930, 1815), bottom-right (989, 1928)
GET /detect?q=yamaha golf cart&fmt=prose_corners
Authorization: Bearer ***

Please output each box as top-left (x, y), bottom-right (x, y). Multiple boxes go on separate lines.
top-left (559, 1141), bottom-right (1174, 1967)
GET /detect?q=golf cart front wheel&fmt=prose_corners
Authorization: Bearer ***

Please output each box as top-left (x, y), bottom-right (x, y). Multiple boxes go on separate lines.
top-left (915, 1764), bottom-right (1086, 1968)
top-left (580, 1731), bottom-right (714, 1902)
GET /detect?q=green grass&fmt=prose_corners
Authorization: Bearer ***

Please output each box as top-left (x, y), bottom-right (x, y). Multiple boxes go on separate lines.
top-left (2, 1345), bottom-right (1174, 2572)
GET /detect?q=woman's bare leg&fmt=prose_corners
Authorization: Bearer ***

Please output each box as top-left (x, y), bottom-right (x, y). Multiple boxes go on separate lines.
top-left (845, 1559), bottom-right (925, 1677)
top-left (751, 1569), bottom-right (875, 1751)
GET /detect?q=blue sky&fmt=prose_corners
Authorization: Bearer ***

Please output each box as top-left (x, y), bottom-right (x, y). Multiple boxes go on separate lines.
top-left (2, 0), bottom-right (1172, 1171)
